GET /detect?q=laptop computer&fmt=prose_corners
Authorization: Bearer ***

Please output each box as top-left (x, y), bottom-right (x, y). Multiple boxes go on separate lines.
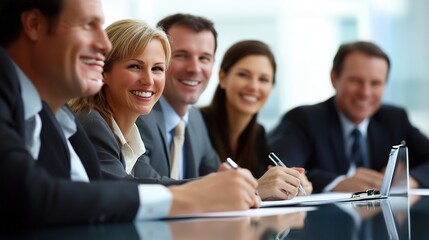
top-left (350, 142), bottom-right (408, 200)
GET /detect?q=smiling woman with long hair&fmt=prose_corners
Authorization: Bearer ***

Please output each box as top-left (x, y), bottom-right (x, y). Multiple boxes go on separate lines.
top-left (201, 40), bottom-right (313, 200)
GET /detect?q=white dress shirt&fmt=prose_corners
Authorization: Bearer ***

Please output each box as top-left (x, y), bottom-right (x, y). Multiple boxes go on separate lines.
top-left (111, 118), bottom-right (146, 174)
top-left (56, 107), bottom-right (90, 182)
top-left (15, 62), bottom-right (42, 159)
top-left (323, 110), bottom-right (369, 192)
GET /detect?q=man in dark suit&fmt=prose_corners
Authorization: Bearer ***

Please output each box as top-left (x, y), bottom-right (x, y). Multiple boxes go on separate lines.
top-left (0, 0), bottom-right (259, 228)
top-left (137, 14), bottom-right (220, 180)
top-left (269, 41), bottom-right (429, 193)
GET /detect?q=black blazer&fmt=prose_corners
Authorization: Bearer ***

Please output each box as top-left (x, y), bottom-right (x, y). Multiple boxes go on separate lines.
top-left (0, 48), bottom-right (140, 228)
top-left (37, 104), bottom-right (102, 180)
top-left (268, 96), bottom-right (429, 193)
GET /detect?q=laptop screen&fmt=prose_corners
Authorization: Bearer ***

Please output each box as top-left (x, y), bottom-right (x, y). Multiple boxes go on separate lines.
top-left (380, 143), bottom-right (408, 197)
top-left (390, 145), bottom-right (409, 196)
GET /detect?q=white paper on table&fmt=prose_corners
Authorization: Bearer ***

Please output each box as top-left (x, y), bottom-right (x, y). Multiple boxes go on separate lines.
top-left (261, 192), bottom-right (357, 207)
top-left (164, 206), bottom-right (315, 219)
top-left (409, 188), bottom-right (429, 196)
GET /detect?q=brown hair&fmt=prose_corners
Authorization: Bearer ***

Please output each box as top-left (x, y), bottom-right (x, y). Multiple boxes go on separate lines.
top-left (157, 13), bottom-right (218, 53)
top-left (332, 41), bottom-right (390, 78)
top-left (201, 40), bottom-right (276, 174)
top-left (0, 0), bottom-right (65, 47)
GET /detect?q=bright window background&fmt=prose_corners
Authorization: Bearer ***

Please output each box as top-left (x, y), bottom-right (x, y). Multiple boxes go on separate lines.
top-left (102, 0), bottom-right (429, 135)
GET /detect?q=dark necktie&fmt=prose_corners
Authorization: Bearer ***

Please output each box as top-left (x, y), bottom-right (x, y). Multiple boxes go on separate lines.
top-left (351, 128), bottom-right (368, 167)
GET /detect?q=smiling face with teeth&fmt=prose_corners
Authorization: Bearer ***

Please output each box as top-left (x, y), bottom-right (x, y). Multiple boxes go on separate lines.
top-left (220, 55), bottom-right (274, 117)
top-left (331, 51), bottom-right (388, 125)
top-left (162, 25), bottom-right (215, 116)
top-left (28, 0), bottom-right (111, 112)
top-left (103, 39), bottom-right (166, 120)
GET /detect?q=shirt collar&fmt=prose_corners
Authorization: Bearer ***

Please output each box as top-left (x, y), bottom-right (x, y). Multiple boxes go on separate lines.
top-left (338, 110), bottom-right (369, 138)
top-left (112, 117), bottom-right (127, 146)
top-left (55, 106), bottom-right (77, 139)
top-left (159, 96), bottom-right (189, 132)
top-left (111, 118), bottom-right (146, 160)
top-left (13, 61), bottom-right (42, 120)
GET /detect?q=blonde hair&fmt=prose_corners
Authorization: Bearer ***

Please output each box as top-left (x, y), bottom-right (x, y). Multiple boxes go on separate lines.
top-left (70, 19), bottom-right (171, 130)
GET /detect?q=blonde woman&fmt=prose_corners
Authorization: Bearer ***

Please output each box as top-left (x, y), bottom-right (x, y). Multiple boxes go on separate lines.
top-left (70, 19), bottom-right (177, 183)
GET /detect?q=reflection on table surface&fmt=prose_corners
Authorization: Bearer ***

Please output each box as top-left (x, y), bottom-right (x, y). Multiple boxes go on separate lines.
top-left (5, 195), bottom-right (429, 240)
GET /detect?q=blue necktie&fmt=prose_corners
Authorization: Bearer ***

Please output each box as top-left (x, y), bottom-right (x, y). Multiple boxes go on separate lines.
top-left (351, 128), bottom-right (368, 167)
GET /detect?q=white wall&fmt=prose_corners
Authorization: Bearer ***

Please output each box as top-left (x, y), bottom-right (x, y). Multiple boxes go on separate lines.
top-left (102, 0), bottom-right (429, 135)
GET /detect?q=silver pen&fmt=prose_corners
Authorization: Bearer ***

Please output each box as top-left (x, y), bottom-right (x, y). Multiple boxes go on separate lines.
top-left (226, 157), bottom-right (239, 169)
top-left (268, 152), bottom-right (307, 195)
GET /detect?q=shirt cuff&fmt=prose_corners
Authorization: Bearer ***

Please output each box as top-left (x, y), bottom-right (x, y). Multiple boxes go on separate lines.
top-left (135, 184), bottom-right (172, 220)
top-left (323, 175), bottom-right (347, 192)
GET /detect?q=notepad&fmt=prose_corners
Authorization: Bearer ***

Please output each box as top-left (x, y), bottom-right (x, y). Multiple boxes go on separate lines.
top-left (261, 142), bottom-right (409, 207)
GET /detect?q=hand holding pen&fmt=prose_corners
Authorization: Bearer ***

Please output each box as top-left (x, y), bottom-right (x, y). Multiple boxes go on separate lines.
top-left (227, 157), bottom-right (260, 198)
top-left (268, 152), bottom-right (307, 196)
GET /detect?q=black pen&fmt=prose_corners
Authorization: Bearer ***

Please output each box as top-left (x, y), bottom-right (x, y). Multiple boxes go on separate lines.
top-left (268, 152), bottom-right (307, 195)
top-left (226, 157), bottom-right (259, 196)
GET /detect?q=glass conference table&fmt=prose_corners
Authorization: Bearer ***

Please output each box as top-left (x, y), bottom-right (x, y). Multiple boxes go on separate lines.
top-left (7, 194), bottom-right (429, 240)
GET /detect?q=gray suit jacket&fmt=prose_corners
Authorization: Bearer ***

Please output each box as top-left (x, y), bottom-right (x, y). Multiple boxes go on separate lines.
top-left (137, 102), bottom-right (220, 178)
top-left (77, 110), bottom-right (186, 185)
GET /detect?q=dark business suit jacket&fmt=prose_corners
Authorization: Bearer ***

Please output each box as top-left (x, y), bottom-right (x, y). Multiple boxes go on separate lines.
top-left (137, 102), bottom-right (220, 178)
top-left (37, 104), bottom-right (102, 180)
top-left (0, 48), bottom-right (139, 228)
top-left (77, 110), bottom-right (188, 185)
top-left (268, 96), bottom-right (429, 193)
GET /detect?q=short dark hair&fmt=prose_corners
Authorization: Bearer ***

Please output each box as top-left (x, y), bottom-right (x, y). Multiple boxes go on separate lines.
top-left (332, 41), bottom-right (391, 77)
top-left (0, 0), bottom-right (65, 47)
top-left (220, 40), bottom-right (277, 84)
top-left (156, 13), bottom-right (218, 53)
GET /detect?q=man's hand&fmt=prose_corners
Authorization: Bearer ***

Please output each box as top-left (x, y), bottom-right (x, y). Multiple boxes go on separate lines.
top-left (333, 167), bottom-right (384, 192)
top-left (168, 163), bottom-right (260, 216)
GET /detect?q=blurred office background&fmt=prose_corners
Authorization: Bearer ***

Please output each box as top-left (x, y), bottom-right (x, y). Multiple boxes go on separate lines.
top-left (103, 0), bottom-right (429, 135)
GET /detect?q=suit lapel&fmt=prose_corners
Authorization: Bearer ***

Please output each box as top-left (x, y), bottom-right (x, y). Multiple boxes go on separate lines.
top-left (153, 103), bottom-right (171, 170)
top-left (185, 107), bottom-right (203, 178)
top-left (327, 98), bottom-right (349, 173)
top-left (37, 102), bottom-right (71, 178)
top-left (69, 110), bottom-right (102, 180)
top-left (0, 48), bottom-right (25, 137)
top-left (367, 118), bottom-right (391, 170)
top-left (184, 117), bottom-right (197, 178)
